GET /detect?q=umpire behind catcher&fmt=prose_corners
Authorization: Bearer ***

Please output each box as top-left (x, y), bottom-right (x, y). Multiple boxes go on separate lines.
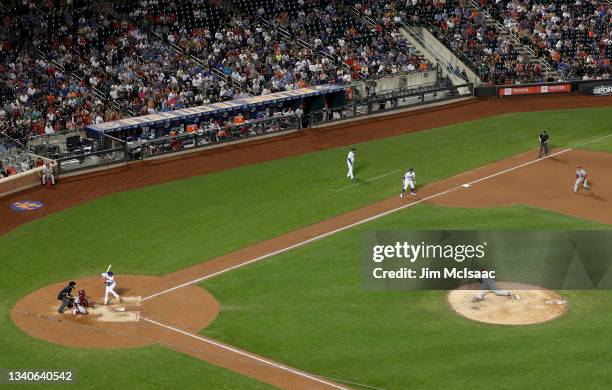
top-left (538, 130), bottom-right (549, 158)
top-left (57, 281), bottom-right (77, 314)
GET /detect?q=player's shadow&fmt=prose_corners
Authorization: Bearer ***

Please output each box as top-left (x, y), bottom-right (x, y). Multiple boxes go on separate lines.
top-left (587, 191), bottom-right (606, 202)
top-left (546, 155), bottom-right (567, 163)
top-left (575, 181), bottom-right (606, 202)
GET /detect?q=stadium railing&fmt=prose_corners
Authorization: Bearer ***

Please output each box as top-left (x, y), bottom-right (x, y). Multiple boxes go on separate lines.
top-left (306, 82), bottom-right (474, 126)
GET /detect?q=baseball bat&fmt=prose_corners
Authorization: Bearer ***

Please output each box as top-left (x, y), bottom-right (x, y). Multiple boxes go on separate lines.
top-left (106, 264), bottom-right (112, 273)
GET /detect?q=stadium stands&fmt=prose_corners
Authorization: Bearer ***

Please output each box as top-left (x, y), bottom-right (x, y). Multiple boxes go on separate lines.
top-left (0, 0), bottom-right (609, 146)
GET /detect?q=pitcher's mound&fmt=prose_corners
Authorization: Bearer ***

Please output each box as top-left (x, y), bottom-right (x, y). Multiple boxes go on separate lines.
top-left (447, 282), bottom-right (567, 325)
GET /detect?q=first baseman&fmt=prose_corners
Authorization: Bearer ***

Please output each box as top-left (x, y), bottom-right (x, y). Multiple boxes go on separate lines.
top-left (400, 168), bottom-right (416, 198)
top-left (347, 147), bottom-right (356, 180)
top-left (573, 166), bottom-right (590, 193)
top-left (100, 271), bottom-right (122, 305)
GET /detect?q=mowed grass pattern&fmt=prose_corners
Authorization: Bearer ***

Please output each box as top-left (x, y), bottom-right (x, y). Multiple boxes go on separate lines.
top-left (0, 107), bottom-right (611, 389)
top-left (202, 205), bottom-right (612, 390)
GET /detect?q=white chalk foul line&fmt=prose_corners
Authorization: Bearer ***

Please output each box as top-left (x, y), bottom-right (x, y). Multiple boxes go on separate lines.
top-left (141, 317), bottom-right (350, 390)
top-left (462, 147), bottom-right (572, 187)
top-left (143, 131), bottom-right (612, 302)
top-left (332, 169), bottom-right (400, 192)
top-left (460, 131), bottom-right (612, 187)
top-left (574, 131), bottom-right (612, 148)
top-left (143, 188), bottom-right (454, 301)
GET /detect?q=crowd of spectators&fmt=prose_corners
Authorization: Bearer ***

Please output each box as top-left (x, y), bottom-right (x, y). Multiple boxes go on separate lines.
top-left (347, 0), bottom-right (610, 84)
top-left (348, 0), bottom-right (546, 84)
top-left (492, 0), bottom-right (611, 80)
top-left (1, 0), bottom-right (434, 142)
top-left (1, 0), bottom-right (610, 145)
top-left (1, 0), bottom-right (122, 144)
top-left (257, 0), bottom-right (432, 78)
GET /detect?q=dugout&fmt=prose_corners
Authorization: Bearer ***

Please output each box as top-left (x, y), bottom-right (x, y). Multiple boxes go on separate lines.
top-left (86, 85), bottom-right (347, 142)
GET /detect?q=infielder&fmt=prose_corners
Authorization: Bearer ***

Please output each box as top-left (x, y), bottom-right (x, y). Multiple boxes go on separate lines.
top-left (474, 273), bottom-right (514, 301)
top-left (346, 147), bottom-right (356, 180)
top-left (573, 166), bottom-right (590, 193)
top-left (101, 271), bottom-right (122, 305)
top-left (400, 168), bottom-right (416, 198)
top-left (73, 289), bottom-right (90, 315)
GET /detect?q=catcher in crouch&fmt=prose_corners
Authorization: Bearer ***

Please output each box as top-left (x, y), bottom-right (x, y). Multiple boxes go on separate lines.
top-left (73, 290), bottom-right (91, 315)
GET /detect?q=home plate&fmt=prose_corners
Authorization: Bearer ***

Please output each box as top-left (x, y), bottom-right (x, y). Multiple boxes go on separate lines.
top-left (462, 184), bottom-right (471, 188)
top-left (93, 296), bottom-right (141, 322)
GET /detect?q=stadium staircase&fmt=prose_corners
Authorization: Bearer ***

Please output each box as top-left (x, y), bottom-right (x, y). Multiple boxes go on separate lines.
top-left (467, 0), bottom-right (558, 81)
top-left (399, 22), bottom-right (478, 86)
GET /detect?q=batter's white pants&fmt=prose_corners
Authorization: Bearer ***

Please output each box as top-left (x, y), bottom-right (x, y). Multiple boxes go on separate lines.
top-left (104, 283), bottom-right (121, 304)
top-left (347, 161), bottom-right (354, 179)
top-left (573, 178), bottom-right (589, 192)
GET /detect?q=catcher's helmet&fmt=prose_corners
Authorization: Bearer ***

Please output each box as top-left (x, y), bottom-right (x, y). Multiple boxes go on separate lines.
top-left (78, 289), bottom-right (86, 298)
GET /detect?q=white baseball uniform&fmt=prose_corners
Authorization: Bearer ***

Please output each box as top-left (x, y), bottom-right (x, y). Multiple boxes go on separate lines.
top-left (101, 272), bottom-right (121, 304)
top-left (401, 170), bottom-right (416, 197)
top-left (346, 150), bottom-right (355, 179)
top-left (573, 168), bottom-right (589, 192)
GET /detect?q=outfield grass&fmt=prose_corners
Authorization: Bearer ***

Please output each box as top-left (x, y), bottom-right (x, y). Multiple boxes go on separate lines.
top-left (581, 132), bottom-right (612, 153)
top-left (1, 107), bottom-right (611, 389)
top-left (201, 205), bottom-right (612, 390)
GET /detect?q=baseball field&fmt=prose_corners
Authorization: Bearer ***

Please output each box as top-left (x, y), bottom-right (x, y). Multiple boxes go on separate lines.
top-left (2, 95), bottom-right (612, 389)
